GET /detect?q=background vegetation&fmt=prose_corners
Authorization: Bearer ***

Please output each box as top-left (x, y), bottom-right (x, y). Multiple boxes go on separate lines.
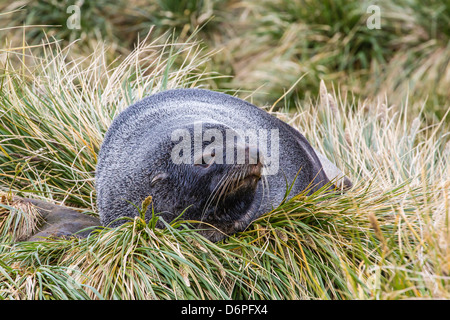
top-left (0, 0), bottom-right (448, 299)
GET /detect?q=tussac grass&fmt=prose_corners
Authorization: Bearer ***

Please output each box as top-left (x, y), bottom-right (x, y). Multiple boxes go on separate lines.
top-left (0, 1), bottom-right (449, 300)
top-left (2, 0), bottom-right (449, 119)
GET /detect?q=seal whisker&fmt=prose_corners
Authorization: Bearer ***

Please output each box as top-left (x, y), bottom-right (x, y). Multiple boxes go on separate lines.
top-left (203, 167), bottom-right (240, 220)
top-left (204, 170), bottom-right (235, 221)
top-left (213, 168), bottom-right (240, 213)
top-left (201, 171), bottom-right (230, 220)
top-left (261, 163), bottom-right (270, 198)
top-left (217, 169), bottom-right (238, 204)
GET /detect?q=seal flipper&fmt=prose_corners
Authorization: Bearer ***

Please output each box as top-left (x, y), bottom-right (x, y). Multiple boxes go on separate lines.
top-left (22, 198), bottom-right (100, 241)
top-left (312, 148), bottom-right (353, 190)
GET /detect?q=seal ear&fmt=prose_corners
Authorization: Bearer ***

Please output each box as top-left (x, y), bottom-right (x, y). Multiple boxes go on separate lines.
top-left (151, 173), bottom-right (168, 186)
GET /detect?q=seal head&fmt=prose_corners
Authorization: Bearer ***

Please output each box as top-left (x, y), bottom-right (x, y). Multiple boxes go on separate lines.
top-left (146, 126), bottom-right (265, 241)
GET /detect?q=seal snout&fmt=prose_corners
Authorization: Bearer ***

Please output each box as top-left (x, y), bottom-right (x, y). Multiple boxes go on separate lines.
top-left (244, 144), bottom-right (263, 176)
top-left (229, 145), bottom-right (263, 192)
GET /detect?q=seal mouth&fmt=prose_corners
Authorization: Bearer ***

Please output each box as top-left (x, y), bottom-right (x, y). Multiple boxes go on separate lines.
top-left (228, 163), bottom-right (263, 193)
top-left (233, 174), bottom-right (260, 192)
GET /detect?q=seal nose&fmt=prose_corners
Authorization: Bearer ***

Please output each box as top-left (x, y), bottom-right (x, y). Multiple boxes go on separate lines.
top-left (245, 145), bottom-right (260, 165)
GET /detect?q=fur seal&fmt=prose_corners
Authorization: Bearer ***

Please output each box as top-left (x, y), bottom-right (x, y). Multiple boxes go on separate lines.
top-left (96, 88), bottom-right (351, 241)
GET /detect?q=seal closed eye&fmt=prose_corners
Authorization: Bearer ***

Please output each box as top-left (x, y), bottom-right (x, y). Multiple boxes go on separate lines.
top-left (96, 88), bottom-right (351, 241)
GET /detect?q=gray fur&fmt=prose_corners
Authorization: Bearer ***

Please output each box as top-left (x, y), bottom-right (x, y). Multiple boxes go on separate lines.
top-left (96, 88), bottom-right (351, 241)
